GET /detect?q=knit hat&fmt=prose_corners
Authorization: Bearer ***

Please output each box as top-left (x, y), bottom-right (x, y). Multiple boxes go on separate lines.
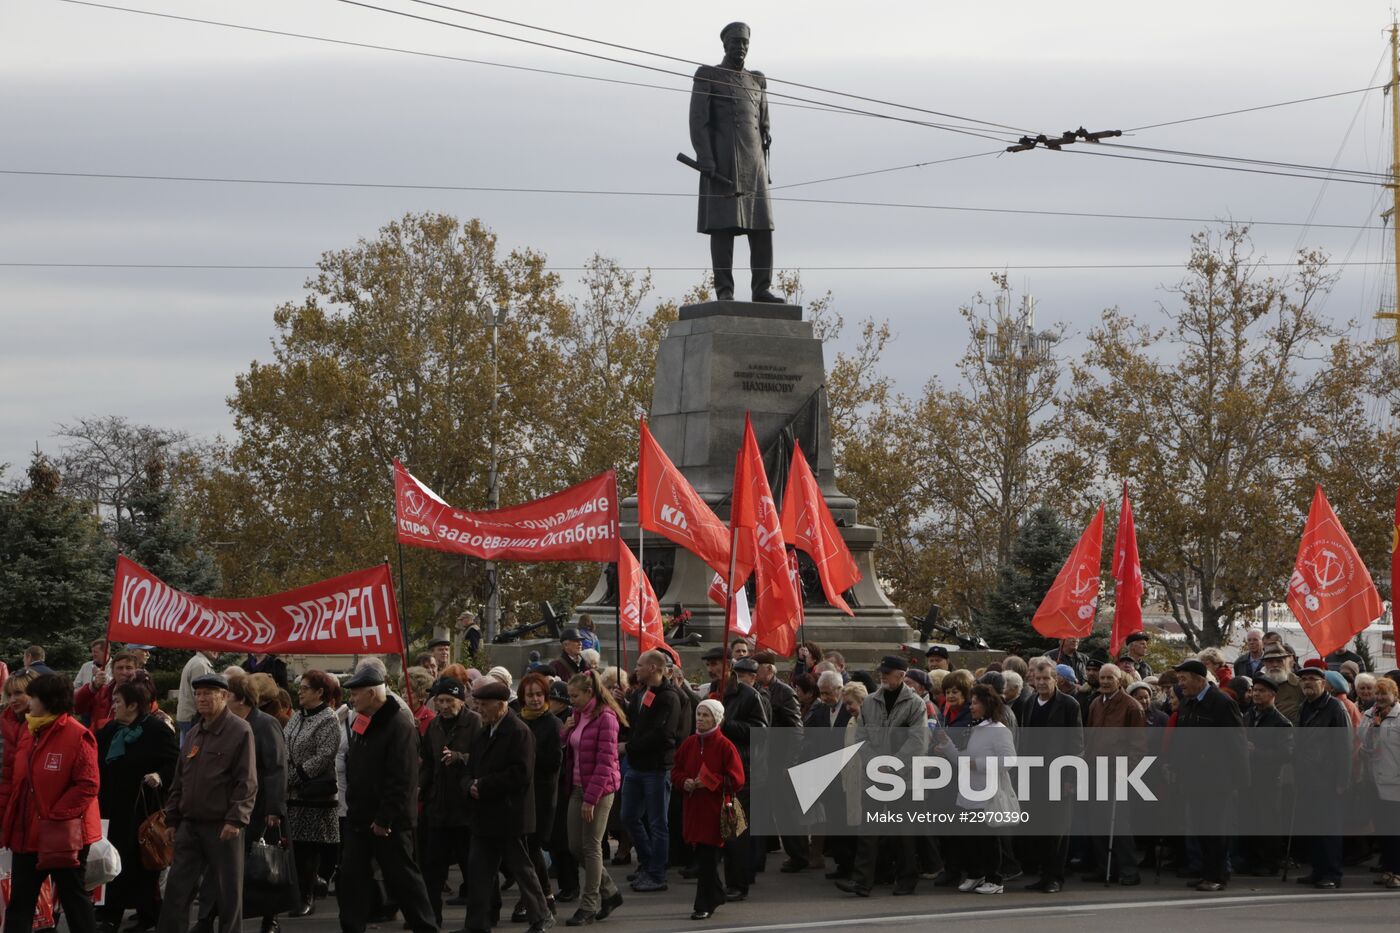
top-left (697, 698), bottom-right (725, 728)
top-left (1055, 663), bottom-right (1078, 684)
top-left (487, 666), bottom-right (513, 688)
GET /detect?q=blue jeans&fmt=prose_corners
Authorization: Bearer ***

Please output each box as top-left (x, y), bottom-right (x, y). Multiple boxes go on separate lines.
top-left (621, 767), bottom-right (671, 883)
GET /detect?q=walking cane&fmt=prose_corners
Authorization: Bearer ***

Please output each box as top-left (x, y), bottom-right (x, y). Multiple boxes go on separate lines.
top-left (1280, 786), bottom-right (1297, 883)
top-left (1105, 797), bottom-right (1118, 888)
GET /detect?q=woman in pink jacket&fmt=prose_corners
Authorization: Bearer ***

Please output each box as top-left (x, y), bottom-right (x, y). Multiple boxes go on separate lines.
top-left (561, 670), bottom-right (628, 926)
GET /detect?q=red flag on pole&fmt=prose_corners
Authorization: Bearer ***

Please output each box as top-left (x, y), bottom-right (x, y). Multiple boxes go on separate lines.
top-left (1287, 485), bottom-right (1382, 659)
top-left (780, 441), bottom-right (861, 615)
top-left (1392, 486), bottom-right (1400, 665)
top-left (637, 420), bottom-right (739, 578)
top-left (617, 539), bottom-right (664, 654)
top-left (1110, 482), bottom-right (1143, 657)
top-left (1032, 504), bottom-right (1105, 640)
top-left (730, 415), bottom-right (802, 656)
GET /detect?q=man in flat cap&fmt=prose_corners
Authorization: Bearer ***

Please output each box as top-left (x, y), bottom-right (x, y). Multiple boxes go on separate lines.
top-left (421, 678), bottom-right (481, 928)
top-left (835, 656), bottom-right (927, 898)
top-left (338, 668), bottom-right (437, 933)
top-left (1293, 665), bottom-right (1349, 889)
top-left (689, 22), bottom-right (785, 304)
top-left (551, 628), bottom-right (591, 682)
top-left (1240, 675), bottom-right (1292, 876)
top-left (464, 679), bottom-right (554, 933)
top-left (158, 673), bottom-right (257, 933)
top-left (924, 645), bottom-right (951, 672)
top-left (1168, 659), bottom-right (1248, 892)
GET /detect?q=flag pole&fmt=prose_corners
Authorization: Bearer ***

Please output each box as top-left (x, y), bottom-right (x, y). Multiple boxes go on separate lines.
top-left (722, 525), bottom-right (739, 690)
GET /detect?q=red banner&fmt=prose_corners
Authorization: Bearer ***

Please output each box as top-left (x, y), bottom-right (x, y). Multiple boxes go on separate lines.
top-left (1287, 485), bottom-right (1382, 658)
top-left (395, 461), bottom-right (618, 562)
top-left (617, 540), bottom-right (664, 654)
top-left (1032, 504), bottom-right (1104, 640)
top-left (637, 420), bottom-right (739, 578)
top-left (108, 556), bottom-right (406, 655)
top-left (731, 416), bottom-right (801, 656)
top-left (780, 441), bottom-right (860, 615)
top-left (1110, 481), bottom-right (1143, 656)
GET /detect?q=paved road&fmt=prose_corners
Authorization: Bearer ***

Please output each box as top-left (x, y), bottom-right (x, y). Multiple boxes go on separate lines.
top-left (277, 864), bottom-right (1398, 933)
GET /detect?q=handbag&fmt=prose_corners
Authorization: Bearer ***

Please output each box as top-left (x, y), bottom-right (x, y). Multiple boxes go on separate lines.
top-left (35, 818), bottom-right (83, 871)
top-left (136, 787), bottom-right (173, 870)
top-left (719, 793), bottom-right (747, 841)
top-left (243, 829), bottom-right (301, 918)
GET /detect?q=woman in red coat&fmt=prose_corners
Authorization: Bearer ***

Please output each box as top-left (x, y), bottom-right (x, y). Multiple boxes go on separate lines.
top-left (0, 668), bottom-right (39, 761)
top-left (671, 698), bottom-right (744, 921)
top-left (0, 673), bottom-right (102, 933)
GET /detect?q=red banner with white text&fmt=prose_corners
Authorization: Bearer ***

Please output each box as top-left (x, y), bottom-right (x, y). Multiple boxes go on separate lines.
top-left (108, 556), bottom-right (406, 655)
top-left (395, 460), bottom-right (618, 562)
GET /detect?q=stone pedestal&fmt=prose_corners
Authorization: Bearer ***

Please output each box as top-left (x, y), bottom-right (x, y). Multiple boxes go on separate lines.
top-left (573, 301), bottom-right (913, 670)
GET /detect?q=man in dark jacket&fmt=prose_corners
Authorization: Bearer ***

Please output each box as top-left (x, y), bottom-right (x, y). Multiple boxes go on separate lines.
top-left (464, 679), bottom-right (553, 933)
top-left (1170, 660), bottom-right (1248, 892)
top-left (420, 677), bottom-right (481, 927)
top-left (753, 650), bottom-right (808, 872)
top-left (550, 628), bottom-right (590, 682)
top-left (338, 668), bottom-right (436, 933)
top-left (623, 649), bottom-right (684, 893)
top-left (1241, 677), bottom-right (1293, 875)
top-left (1293, 666), bottom-right (1350, 889)
top-left (1017, 658), bottom-right (1083, 893)
top-left (754, 651), bottom-right (803, 730)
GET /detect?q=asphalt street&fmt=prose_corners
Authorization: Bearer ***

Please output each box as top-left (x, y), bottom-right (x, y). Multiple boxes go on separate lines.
top-left (273, 863), bottom-right (1398, 933)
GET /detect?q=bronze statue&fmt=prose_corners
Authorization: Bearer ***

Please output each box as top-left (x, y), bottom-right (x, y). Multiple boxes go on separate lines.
top-left (688, 22), bottom-right (785, 303)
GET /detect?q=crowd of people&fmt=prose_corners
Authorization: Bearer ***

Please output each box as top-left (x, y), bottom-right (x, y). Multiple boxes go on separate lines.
top-left (0, 624), bottom-right (1398, 933)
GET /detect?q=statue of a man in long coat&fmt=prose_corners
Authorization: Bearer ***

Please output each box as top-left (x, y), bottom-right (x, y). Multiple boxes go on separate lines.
top-left (689, 22), bottom-right (785, 303)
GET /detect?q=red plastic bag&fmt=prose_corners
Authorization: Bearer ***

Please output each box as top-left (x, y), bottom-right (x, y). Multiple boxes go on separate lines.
top-left (0, 874), bottom-right (58, 931)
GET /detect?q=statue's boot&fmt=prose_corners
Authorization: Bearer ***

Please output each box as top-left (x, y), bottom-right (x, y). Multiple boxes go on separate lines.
top-left (749, 230), bottom-right (785, 303)
top-left (711, 233), bottom-right (736, 301)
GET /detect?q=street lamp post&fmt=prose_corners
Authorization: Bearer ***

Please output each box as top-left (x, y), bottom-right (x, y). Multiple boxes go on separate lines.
top-left (482, 304), bottom-right (502, 644)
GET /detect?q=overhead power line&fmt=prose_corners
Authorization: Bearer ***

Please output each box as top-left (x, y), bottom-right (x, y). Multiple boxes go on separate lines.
top-left (325, 0), bottom-right (1013, 143)
top-left (394, 0), bottom-right (1034, 134)
top-left (1125, 85), bottom-right (1389, 132)
top-left (1, 261), bottom-right (1385, 273)
top-left (2, 167), bottom-right (1387, 230)
top-left (52, 0), bottom-right (937, 127)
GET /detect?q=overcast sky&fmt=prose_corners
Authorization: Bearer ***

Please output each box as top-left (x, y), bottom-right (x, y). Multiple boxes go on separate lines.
top-left (2, 0), bottom-right (1396, 477)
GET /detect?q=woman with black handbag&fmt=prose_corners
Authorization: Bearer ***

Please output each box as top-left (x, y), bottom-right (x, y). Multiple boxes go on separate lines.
top-left (283, 671), bottom-right (341, 918)
top-left (0, 673), bottom-right (102, 933)
top-left (95, 680), bottom-right (179, 933)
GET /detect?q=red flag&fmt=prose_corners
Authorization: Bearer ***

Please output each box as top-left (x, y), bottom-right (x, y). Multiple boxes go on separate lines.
top-left (395, 461), bottom-right (617, 562)
top-left (1392, 486), bottom-right (1400, 666)
top-left (780, 441), bottom-right (861, 615)
top-left (1032, 504), bottom-right (1105, 639)
top-left (1287, 485), bottom-right (1382, 658)
top-left (1110, 482), bottom-right (1143, 657)
top-left (730, 416), bottom-right (802, 656)
top-left (616, 540), bottom-right (664, 654)
top-left (637, 420), bottom-right (738, 578)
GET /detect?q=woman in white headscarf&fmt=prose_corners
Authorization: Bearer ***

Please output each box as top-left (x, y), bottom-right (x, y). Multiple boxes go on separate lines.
top-left (671, 699), bottom-right (744, 921)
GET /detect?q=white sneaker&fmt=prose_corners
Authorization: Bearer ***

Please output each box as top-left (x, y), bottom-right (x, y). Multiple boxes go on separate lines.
top-left (974, 881), bottom-right (1004, 895)
top-left (957, 876), bottom-right (983, 892)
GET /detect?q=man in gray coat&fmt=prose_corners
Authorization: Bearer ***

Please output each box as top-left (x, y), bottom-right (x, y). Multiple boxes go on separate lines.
top-left (689, 21), bottom-right (784, 304)
top-left (835, 656), bottom-right (928, 898)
